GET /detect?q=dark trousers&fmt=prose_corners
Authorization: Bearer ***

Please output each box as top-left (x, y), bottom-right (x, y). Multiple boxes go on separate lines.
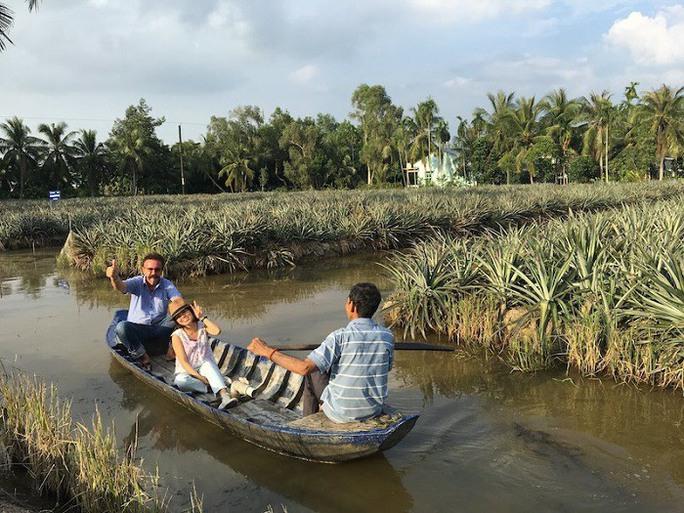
top-left (303, 370), bottom-right (330, 416)
top-left (115, 320), bottom-right (174, 359)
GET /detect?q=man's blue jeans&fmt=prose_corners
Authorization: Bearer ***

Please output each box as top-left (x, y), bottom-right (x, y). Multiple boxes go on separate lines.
top-left (115, 317), bottom-right (174, 359)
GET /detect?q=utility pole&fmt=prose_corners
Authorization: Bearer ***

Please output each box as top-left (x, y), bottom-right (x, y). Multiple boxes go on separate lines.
top-left (605, 122), bottom-right (609, 183)
top-left (178, 124), bottom-right (185, 194)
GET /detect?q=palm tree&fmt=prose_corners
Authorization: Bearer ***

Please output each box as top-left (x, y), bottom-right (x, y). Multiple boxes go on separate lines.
top-left (639, 84), bottom-right (684, 181)
top-left (542, 88), bottom-right (580, 178)
top-left (392, 116), bottom-right (416, 186)
top-left (38, 122), bottom-right (77, 192)
top-left (218, 143), bottom-right (255, 192)
top-left (73, 129), bottom-right (106, 196)
top-left (579, 91), bottom-right (613, 182)
top-left (433, 118), bottom-right (450, 164)
top-left (111, 128), bottom-right (148, 195)
top-left (0, 0), bottom-right (39, 51)
top-left (410, 98), bottom-right (441, 166)
top-left (452, 116), bottom-right (482, 182)
top-left (624, 81), bottom-right (639, 107)
top-left (0, 116), bottom-right (43, 198)
top-left (503, 96), bottom-right (545, 184)
top-left (474, 91), bottom-right (516, 183)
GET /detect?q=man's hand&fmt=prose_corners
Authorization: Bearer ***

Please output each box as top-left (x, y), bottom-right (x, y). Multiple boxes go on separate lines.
top-left (105, 259), bottom-right (118, 279)
top-left (247, 337), bottom-right (271, 358)
top-left (106, 259), bottom-right (127, 293)
top-left (197, 375), bottom-right (210, 385)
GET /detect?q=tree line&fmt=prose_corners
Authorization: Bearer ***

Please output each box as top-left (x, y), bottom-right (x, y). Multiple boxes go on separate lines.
top-left (1, 82), bottom-right (682, 198)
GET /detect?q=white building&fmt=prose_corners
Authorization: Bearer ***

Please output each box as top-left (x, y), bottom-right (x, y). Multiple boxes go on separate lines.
top-left (404, 151), bottom-right (473, 187)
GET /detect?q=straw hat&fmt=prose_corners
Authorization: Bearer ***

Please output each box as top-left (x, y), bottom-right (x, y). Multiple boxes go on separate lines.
top-left (168, 297), bottom-right (193, 320)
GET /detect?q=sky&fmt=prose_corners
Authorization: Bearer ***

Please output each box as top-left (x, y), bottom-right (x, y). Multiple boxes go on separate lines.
top-left (1, 0), bottom-right (683, 143)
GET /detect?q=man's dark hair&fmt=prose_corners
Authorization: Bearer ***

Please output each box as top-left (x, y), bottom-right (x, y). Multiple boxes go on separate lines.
top-left (141, 252), bottom-right (166, 268)
top-left (348, 282), bottom-right (382, 318)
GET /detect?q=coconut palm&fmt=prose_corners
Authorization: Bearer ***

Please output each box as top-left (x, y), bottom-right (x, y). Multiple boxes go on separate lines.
top-left (452, 116), bottom-right (481, 182)
top-left (0, 0), bottom-right (39, 51)
top-left (433, 118), bottom-right (450, 165)
top-left (73, 129), bottom-right (107, 196)
top-left (503, 96), bottom-right (545, 184)
top-left (110, 128), bottom-right (149, 195)
top-left (478, 91), bottom-right (516, 155)
top-left (392, 117), bottom-right (416, 186)
top-left (542, 89), bottom-right (580, 178)
top-left (624, 81), bottom-right (639, 107)
top-left (38, 122), bottom-right (77, 191)
top-left (579, 91), bottom-right (613, 182)
top-left (218, 143), bottom-right (255, 192)
top-left (0, 116), bottom-right (43, 198)
top-left (638, 85), bottom-right (684, 181)
top-left (473, 91), bottom-right (516, 183)
top-left (410, 98), bottom-right (442, 166)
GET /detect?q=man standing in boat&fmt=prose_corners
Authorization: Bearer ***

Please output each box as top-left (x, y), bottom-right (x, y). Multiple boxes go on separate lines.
top-left (248, 282), bottom-right (393, 422)
top-left (106, 253), bottom-right (182, 369)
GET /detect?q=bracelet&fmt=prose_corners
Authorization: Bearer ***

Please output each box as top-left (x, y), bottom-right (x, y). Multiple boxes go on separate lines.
top-left (268, 348), bottom-right (280, 361)
top-left (200, 315), bottom-right (208, 322)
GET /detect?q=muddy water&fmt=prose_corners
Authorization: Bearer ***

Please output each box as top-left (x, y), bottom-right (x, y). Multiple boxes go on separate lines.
top-left (1, 250), bottom-right (684, 513)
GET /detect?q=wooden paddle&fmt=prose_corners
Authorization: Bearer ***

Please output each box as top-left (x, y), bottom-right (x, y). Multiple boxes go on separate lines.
top-left (270, 342), bottom-right (454, 352)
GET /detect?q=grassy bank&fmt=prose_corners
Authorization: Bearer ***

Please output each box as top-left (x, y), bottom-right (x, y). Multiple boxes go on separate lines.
top-left (384, 199), bottom-right (684, 391)
top-left (0, 371), bottom-right (203, 513)
top-left (3, 183), bottom-right (678, 277)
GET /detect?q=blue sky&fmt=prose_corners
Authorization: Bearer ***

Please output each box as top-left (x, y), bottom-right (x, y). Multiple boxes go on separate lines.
top-left (1, 0), bottom-right (683, 143)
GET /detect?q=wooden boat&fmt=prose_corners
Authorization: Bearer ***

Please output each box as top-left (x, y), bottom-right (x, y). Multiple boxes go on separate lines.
top-left (106, 310), bottom-right (419, 463)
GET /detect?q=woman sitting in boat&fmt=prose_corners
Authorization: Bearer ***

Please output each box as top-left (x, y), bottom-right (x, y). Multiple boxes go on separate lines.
top-left (248, 282), bottom-right (393, 423)
top-left (169, 298), bottom-right (237, 410)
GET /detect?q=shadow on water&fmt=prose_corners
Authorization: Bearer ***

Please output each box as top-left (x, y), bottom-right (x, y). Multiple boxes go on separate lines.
top-left (108, 360), bottom-right (414, 513)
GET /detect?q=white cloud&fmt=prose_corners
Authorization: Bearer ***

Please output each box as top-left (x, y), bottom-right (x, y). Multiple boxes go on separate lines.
top-left (605, 6), bottom-right (684, 66)
top-left (524, 17), bottom-right (558, 37)
top-left (289, 64), bottom-right (319, 84)
top-left (561, 0), bottom-right (636, 15)
top-left (443, 76), bottom-right (470, 88)
top-left (405, 0), bottom-right (550, 22)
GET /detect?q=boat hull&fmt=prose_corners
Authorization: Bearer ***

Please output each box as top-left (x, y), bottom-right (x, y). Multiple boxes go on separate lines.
top-left (107, 310), bottom-right (418, 462)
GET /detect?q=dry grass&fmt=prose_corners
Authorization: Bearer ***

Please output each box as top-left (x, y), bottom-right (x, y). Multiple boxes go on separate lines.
top-left (0, 371), bottom-right (203, 513)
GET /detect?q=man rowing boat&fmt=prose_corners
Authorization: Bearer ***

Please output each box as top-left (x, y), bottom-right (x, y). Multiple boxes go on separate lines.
top-left (248, 282), bottom-right (393, 423)
top-left (106, 253), bottom-right (182, 369)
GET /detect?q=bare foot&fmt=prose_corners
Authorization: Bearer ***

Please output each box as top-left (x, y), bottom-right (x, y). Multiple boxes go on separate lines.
top-left (138, 353), bottom-right (152, 371)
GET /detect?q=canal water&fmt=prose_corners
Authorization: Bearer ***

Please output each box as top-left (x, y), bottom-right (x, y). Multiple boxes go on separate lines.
top-left (1, 250), bottom-right (683, 513)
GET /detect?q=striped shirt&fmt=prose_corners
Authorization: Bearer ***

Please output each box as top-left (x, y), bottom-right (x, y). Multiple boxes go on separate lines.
top-left (308, 318), bottom-right (394, 423)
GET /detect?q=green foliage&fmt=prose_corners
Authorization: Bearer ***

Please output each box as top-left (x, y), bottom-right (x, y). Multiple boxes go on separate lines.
top-left (567, 156), bottom-right (599, 183)
top-left (1, 82), bottom-right (683, 198)
top-left (107, 99), bottom-right (168, 195)
top-left (385, 194), bottom-right (684, 388)
top-left (351, 84), bottom-right (403, 185)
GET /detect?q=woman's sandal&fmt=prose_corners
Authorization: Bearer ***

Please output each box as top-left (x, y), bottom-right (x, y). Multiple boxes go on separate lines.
top-left (218, 397), bottom-right (238, 410)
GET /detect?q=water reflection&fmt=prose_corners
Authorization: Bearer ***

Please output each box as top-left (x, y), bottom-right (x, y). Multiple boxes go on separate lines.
top-left (0, 250), bottom-right (54, 298)
top-left (58, 255), bottom-right (393, 324)
top-left (108, 361), bottom-right (413, 513)
top-left (393, 350), bottom-right (684, 485)
top-left (3, 249), bottom-right (684, 512)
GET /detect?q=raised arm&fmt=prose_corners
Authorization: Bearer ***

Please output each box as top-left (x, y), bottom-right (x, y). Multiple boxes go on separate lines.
top-left (105, 259), bottom-right (127, 294)
top-left (247, 337), bottom-right (318, 376)
top-left (192, 302), bottom-right (221, 336)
